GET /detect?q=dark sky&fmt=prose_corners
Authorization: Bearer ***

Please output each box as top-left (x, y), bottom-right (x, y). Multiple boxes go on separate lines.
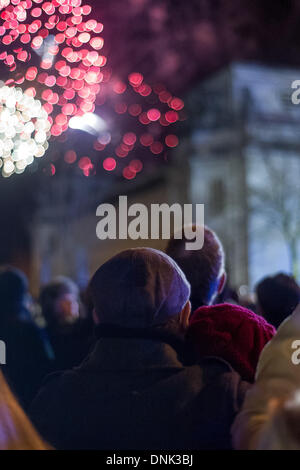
top-left (1, 0), bottom-right (300, 265)
top-left (96, 0), bottom-right (300, 93)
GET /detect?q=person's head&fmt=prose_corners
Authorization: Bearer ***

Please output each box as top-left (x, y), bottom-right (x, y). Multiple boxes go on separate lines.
top-left (256, 273), bottom-right (300, 328)
top-left (0, 266), bottom-right (29, 319)
top-left (0, 371), bottom-right (49, 450)
top-left (40, 276), bottom-right (80, 327)
top-left (165, 225), bottom-right (226, 311)
top-left (88, 247), bottom-right (191, 332)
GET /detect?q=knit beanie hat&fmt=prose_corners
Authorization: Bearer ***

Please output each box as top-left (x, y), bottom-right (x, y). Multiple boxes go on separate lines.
top-left (89, 247), bottom-right (191, 328)
top-left (187, 303), bottom-right (276, 382)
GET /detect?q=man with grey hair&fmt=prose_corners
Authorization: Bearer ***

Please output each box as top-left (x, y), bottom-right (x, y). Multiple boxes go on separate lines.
top-left (31, 248), bottom-right (248, 449)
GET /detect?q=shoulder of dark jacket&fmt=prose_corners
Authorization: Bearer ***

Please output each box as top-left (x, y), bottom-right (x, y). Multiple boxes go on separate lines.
top-left (197, 356), bottom-right (251, 405)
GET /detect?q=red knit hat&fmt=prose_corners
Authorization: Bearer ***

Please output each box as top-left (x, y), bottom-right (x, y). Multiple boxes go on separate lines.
top-left (187, 303), bottom-right (276, 382)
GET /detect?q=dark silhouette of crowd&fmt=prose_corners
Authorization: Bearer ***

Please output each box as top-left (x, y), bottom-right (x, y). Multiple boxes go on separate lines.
top-left (0, 225), bottom-right (300, 450)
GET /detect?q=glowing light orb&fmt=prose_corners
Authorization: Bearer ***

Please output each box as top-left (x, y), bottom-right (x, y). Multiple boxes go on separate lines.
top-left (0, 84), bottom-right (50, 177)
top-left (103, 157), bottom-right (116, 171)
top-left (147, 108), bottom-right (161, 121)
top-left (123, 166), bottom-right (136, 180)
top-left (165, 134), bottom-right (179, 147)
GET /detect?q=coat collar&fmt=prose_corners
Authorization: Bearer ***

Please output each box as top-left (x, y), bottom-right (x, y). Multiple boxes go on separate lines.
top-left (78, 324), bottom-right (192, 372)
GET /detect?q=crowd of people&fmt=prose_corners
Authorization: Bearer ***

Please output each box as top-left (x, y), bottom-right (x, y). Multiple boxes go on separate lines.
top-left (0, 225), bottom-right (300, 450)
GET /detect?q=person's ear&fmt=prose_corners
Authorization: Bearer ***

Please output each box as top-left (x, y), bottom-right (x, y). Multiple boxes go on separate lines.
top-left (217, 272), bottom-right (227, 295)
top-left (92, 308), bottom-right (99, 325)
top-left (179, 301), bottom-right (191, 331)
top-left (256, 300), bottom-right (264, 317)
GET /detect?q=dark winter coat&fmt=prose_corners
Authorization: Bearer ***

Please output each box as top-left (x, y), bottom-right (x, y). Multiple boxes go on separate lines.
top-left (30, 326), bottom-right (249, 450)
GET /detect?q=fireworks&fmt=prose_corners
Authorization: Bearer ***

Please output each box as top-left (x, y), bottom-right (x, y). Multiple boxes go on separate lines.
top-left (0, 1), bottom-right (185, 180)
top-left (0, 0), bottom-right (106, 137)
top-left (0, 84), bottom-right (50, 177)
top-left (86, 74), bottom-right (185, 180)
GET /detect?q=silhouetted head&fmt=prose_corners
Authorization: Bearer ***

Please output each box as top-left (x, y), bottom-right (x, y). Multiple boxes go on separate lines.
top-left (40, 276), bottom-right (79, 327)
top-left (165, 225), bottom-right (226, 311)
top-left (256, 273), bottom-right (300, 328)
top-left (0, 267), bottom-right (28, 320)
top-left (89, 248), bottom-right (191, 330)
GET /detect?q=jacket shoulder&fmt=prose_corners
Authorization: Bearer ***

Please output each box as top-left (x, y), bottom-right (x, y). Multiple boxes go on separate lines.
top-left (194, 356), bottom-right (250, 408)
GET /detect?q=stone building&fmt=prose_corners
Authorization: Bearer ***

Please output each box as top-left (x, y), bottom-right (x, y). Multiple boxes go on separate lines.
top-left (181, 62), bottom-right (300, 288)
